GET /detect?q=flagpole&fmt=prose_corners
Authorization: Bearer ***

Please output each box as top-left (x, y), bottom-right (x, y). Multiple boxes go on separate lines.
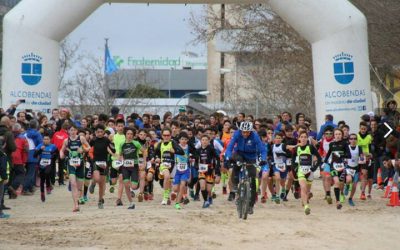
top-left (104, 38), bottom-right (110, 112)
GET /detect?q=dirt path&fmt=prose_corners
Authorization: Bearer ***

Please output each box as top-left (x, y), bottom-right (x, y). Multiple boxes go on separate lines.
top-left (1, 179), bottom-right (399, 250)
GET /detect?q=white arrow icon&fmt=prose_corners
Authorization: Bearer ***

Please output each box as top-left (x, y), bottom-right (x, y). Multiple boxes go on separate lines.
top-left (384, 122), bottom-right (393, 138)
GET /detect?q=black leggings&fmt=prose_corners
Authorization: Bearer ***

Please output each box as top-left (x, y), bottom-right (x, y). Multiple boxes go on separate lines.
top-left (39, 165), bottom-right (51, 193)
top-left (232, 154), bottom-right (257, 207)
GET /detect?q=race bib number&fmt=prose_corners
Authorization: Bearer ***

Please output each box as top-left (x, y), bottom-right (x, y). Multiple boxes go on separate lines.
top-left (95, 161), bottom-right (107, 169)
top-left (346, 168), bottom-right (356, 177)
top-left (85, 162), bottom-right (91, 169)
top-left (124, 159), bottom-right (135, 168)
top-left (40, 158), bottom-right (51, 166)
top-left (300, 165), bottom-right (311, 174)
top-left (275, 163), bottom-right (286, 172)
top-left (177, 162), bottom-right (188, 171)
top-left (69, 158), bottom-right (81, 167)
top-left (199, 164), bottom-right (208, 173)
top-left (286, 159), bottom-right (292, 166)
top-left (333, 163), bottom-right (345, 171)
top-left (112, 160), bottom-right (123, 170)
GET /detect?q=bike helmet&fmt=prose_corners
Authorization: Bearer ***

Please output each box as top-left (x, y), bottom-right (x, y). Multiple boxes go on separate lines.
top-left (239, 121), bottom-right (253, 131)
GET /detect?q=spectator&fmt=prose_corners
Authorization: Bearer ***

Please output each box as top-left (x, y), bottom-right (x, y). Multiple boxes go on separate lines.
top-left (9, 123), bottom-right (28, 199)
top-left (317, 114), bottom-right (337, 140)
top-left (22, 119), bottom-right (43, 195)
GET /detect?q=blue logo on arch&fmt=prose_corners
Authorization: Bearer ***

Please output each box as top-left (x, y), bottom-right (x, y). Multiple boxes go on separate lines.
top-left (333, 52), bottom-right (354, 85)
top-left (21, 53), bottom-right (42, 86)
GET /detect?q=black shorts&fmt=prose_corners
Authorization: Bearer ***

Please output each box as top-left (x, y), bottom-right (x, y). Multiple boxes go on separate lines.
top-left (330, 169), bottom-right (346, 182)
top-left (361, 162), bottom-right (374, 179)
top-left (93, 161), bottom-right (109, 176)
top-left (110, 166), bottom-right (121, 179)
top-left (121, 166), bottom-right (139, 184)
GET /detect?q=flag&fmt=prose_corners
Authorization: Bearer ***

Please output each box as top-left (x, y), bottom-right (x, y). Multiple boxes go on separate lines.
top-left (105, 43), bottom-right (118, 75)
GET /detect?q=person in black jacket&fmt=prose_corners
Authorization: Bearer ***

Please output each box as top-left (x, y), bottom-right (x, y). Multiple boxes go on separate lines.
top-left (0, 115), bottom-right (17, 218)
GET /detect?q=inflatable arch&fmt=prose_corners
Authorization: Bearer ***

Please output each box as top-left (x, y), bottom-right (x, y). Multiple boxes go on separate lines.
top-left (2, 0), bottom-right (372, 130)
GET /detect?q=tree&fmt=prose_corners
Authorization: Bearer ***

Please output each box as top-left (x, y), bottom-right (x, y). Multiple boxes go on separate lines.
top-left (128, 84), bottom-right (166, 98)
top-left (189, 3), bottom-right (315, 119)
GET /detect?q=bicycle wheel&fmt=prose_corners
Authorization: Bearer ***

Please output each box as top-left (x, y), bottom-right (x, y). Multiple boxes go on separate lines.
top-left (242, 180), bottom-right (251, 220)
top-left (237, 183), bottom-right (244, 219)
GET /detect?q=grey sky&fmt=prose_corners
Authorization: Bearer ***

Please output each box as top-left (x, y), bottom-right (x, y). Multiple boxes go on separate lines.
top-left (66, 3), bottom-right (206, 63)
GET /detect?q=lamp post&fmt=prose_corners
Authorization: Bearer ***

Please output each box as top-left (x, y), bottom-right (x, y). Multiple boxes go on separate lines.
top-left (174, 90), bottom-right (210, 116)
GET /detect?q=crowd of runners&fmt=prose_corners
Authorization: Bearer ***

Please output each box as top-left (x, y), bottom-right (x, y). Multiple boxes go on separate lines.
top-left (1, 100), bottom-right (400, 218)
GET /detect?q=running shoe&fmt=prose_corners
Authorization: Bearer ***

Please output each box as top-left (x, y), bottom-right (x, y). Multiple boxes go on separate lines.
top-left (109, 186), bottom-right (115, 193)
top-left (83, 196), bottom-right (89, 202)
top-left (170, 192), bottom-right (177, 201)
top-left (348, 198), bottom-right (355, 206)
top-left (183, 197), bottom-right (190, 205)
top-left (89, 184), bottom-right (95, 194)
top-left (72, 207), bottom-right (80, 213)
top-left (116, 199), bottom-right (123, 206)
top-left (161, 199), bottom-right (168, 205)
top-left (247, 206), bottom-right (254, 215)
top-left (138, 193), bottom-right (144, 202)
top-left (280, 191), bottom-right (286, 200)
top-left (261, 195), bottom-right (267, 204)
top-left (189, 189), bottom-right (195, 199)
top-left (326, 195), bottom-right (333, 205)
top-left (193, 194), bottom-right (200, 201)
top-left (41, 192), bottom-right (45, 202)
top-left (344, 185), bottom-right (349, 196)
top-left (148, 193), bottom-right (154, 200)
top-left (98, 201), bottom-right (104, 209)
top-left (68, 182), bottom-right (71, 192)
top-left (340, 194), bottom-right (345, 204)
top-left (202, 201), bottom-right (210, 208)
top-left (228, 192), bottom-right (235, 202)
top-left (175, 203), bottom-right (182, 210)
top-left (222, 187), bottom-right (227, 195)
top-left (144, 193), bottom-right (149, 201)
top-left (336, 203), bottom-right (342, 210)
top-left (131, 191), bottom-right (136, 198)
top-left (274, 196), bottom-right (281, 204)
top-left (294, 188), bottom-right (301, 199)
top-left (304, 205), bottom-right (311, 215)
top-left (78, 197), bottom-right (85, 205)
top-left (367, 194), bottom-right (372, 199)
top-left (360, 193), bottom-right (366, 200)
top-left (0, 213), bottom-right (10, 219)
top-left (128, 203), bottom-right (135, 209)
top-left (212, 192), bottom-right (217, 199)
top-left (167, 198), bottom-right (171, 205)
top-left (308, 192), bottom-right (313, 201)
top-left (208, 197), bottom-right (213, 205)
top-left (46, 187), bottom-right (52, 195)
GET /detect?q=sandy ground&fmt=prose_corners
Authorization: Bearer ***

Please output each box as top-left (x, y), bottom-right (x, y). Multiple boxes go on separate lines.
top-left (0, 178), bottom-right (399, 250)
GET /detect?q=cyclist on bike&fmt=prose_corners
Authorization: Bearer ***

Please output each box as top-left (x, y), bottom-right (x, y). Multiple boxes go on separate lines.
top-left (225, 121), bottom-right (268, 215)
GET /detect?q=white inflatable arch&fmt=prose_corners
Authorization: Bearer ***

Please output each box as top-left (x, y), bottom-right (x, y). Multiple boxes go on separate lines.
top-left (2, 0), bottom-right (372, 129)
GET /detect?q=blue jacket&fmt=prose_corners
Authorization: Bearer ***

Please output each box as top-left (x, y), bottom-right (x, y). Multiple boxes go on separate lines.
top-left (225, 130), bottom-right (267, 161)
top-left (25, 129), bottom-right (43, 163)
top-left (317, 121), bottom-right (337, 140)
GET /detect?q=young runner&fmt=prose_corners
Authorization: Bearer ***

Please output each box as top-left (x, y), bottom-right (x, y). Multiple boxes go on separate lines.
top-left (346, 133), bottom-right (365, 206)
top-left (292, 131), bottom-right (321, 215)
top-left (357, 121), bottom-right (373, 200)
top-left (60, 125), bottom-right (90, 212)
top-left (117, 127), bottom-right (146, 209)
top-left (324, 128), bottom-right (350, 209)
top-left (34, 134), bottom-right (57, 202)
top-left (154, 128), bottom-right (184, 205)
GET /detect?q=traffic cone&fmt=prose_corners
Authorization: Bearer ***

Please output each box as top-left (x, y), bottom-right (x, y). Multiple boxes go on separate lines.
top-left (387, 183), bottom-right (400, 207)
top-left (377, 168), bottom-right (383, 186)
top-left (382, 178), bottom-right (393, 198)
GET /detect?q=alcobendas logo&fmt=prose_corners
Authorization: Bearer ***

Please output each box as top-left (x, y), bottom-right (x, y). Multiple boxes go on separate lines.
top-left (333, 52), bottom-right (354, 85)
top-left (21, 53), bottom-right (42, 86)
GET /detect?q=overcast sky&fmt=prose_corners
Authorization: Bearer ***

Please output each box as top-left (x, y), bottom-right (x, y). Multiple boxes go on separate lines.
top-left (66, 3), bottom-right (206, 62)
